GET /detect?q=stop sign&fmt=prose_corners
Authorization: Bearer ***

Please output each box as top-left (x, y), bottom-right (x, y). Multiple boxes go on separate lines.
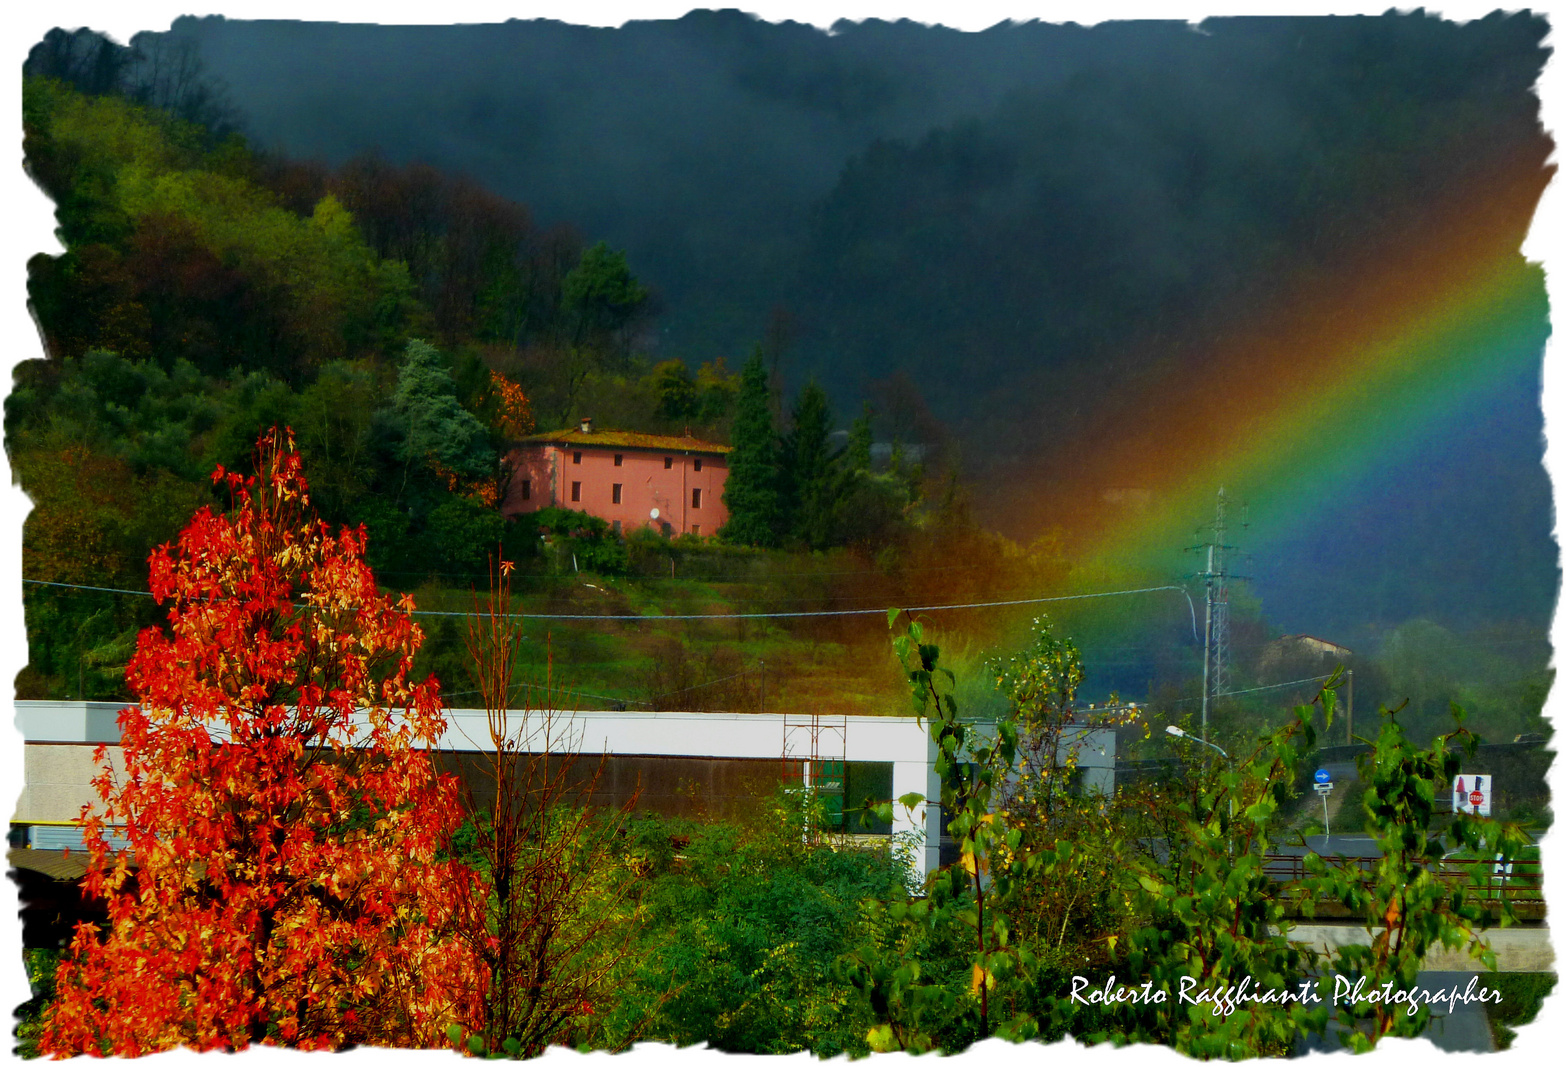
top-left (1470, 791), bottom-right (1483, 806)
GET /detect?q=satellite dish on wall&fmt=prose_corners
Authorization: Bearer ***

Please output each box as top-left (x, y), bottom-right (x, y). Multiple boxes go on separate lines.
top-left (650, 507), bottom-right (660, 519)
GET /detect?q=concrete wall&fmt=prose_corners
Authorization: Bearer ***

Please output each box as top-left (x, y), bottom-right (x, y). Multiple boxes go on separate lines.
top-left (1287, 924), bottom-right (1554, 973)
top-left (13, 744), bottom-right (125, 823)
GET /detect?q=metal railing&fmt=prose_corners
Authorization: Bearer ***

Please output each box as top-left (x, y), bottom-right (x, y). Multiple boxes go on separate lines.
top-left (1263, 853), bottom-right (1543, 900)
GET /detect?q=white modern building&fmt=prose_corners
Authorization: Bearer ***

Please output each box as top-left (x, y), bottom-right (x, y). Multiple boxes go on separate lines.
top-left (12, 700), bottom-right (1121, 880)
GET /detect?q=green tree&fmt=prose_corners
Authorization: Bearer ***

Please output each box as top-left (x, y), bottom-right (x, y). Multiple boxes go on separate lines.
top-left (847, 402), bottom-right (874, 472)
top-left (781, 379), bottom-right (853, 550)
top-left (1101, 703), bottom-right (1328, 1059)
top-left (840, 612), bottom-right (1053, 1052)
top-left (605, 803), bottom-right (907, 1056)
top-left (719, 347), bottom-right (781, 547)
top-left (652, 359), bottom-right (697, 421)
top-left (693, 358), bottom-right (740, 425)
top-left (561, 241), bottom-right (648, 355)
top-left (291, 359), bottom-right (383, 525)
top-left (385, 339), bottom-right (494, 487)
top-left (1303, 701), bottom-right (1529, 1051)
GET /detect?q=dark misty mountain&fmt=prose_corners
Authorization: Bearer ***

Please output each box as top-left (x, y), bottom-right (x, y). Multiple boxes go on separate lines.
top-left (99, 12), bottom-right (1560, 638)
top-left (164, 13), bottom-right (1125, 366)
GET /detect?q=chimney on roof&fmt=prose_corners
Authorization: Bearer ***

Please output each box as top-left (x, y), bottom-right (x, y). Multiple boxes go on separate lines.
top-left (579, 417), bottom-right (593, 433)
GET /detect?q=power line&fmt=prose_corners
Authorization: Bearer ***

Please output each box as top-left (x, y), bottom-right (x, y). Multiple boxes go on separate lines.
top-left (22, 579), bottom-right (153, 598)
top-left (23, 577), bottom-right (1196, 624)
top-left (416, 584), bottom-right (1195, 621)
top-left (1166, 672), bottom-right (1339, 706)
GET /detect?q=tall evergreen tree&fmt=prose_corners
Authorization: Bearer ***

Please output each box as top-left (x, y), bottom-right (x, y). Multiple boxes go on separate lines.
top-left (719, 347), bottom-right (780, 547)
top-left (783, 379), bottom-right (851, 551)
top-left (847, 401), bottom-right (874, 472)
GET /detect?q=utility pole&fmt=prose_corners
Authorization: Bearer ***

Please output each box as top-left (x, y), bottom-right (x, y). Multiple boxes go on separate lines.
top-left (1189, 488), bottom-right (1246, 747)
top-left (1345, 668), bottom-right (1354, 746)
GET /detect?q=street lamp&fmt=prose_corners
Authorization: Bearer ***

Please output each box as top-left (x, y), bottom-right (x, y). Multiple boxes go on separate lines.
top-left (1165, 724), bottom-right (1229, 759)
top-left (1167, 724), bottom-right (1235, 854)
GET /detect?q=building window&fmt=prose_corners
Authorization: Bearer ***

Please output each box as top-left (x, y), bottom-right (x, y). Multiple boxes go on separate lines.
top-left (664, 456), bottom-right (673, 470)
top-left (614, 453), bottom-right (623, 466)
top-left (571, 480), bottom-right (581, 502)
top-left (612, 520), bottom-right (622, 534)
top-left (694, 458), bottom-right (703, 472)
top-left (691, 524), bottom-right (700, 537)
top-left (612, 483), bottom-right (622, 504)
top-left (572, 451), bottom-right (582, 465)
top-left (692, 488), bottom-right (702, 509)
top-left (842, 762), bottom-right (894, 835)
top-left (520, 479), bottom-right (531, 501)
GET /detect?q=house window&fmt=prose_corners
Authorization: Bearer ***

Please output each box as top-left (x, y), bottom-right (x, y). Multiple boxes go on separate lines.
top-left (612, 520), bottom-right (622, 534)
top-left (572, 451), bottom-right (582, 465)
top-left (664, 456), bottom-right (673, 469)
top-left (520, 479), bottom-right (531, 501)
top-left (691, 524), bottom-right (700, 537)
top-left (570, 480), bottom-right (581, 502)
top-left (692, 488), bottom-right (702, 509)
top-left (612, 483), bottom-right (622, 504)
top-left (694, 458), bottom-right (703, 472)
top-left (614, 453), bottom-right (623, 466)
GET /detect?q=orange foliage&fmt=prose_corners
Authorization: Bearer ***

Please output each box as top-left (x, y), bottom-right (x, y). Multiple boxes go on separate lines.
top-left (489, 371), bottom-right (534, 440)
top-left (430, 457), bottom-right (499, 507)
top-left (39, 429), bottom-right (484, 1056)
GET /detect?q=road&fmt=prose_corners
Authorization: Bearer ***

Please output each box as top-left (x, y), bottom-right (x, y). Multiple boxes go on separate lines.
top-left (1293, 972), bottom-right (1496, 1054)
top-left (1272, 829), bottom-right (1547, 860)
top-left (1272, 833), bottom-right (1384, 859)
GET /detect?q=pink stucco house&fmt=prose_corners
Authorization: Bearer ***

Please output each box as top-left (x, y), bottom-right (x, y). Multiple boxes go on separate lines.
top-left (502, 418), bottom-right (730, 537)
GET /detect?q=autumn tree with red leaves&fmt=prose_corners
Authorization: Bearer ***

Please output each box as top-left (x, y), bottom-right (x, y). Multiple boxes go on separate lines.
top-left (39, 429), bottom-right (482, 1056)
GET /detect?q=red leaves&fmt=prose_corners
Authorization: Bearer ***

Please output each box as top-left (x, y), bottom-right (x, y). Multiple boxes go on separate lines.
top-left (41, 428), bottom-right (482, 1057)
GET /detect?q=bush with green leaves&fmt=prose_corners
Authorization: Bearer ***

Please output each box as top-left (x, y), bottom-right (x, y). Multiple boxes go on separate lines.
top-left (1094, 702), bottom-right (1328, 1059)
top-left (1301, 700), bottom-right (1533, 1051)
top-left (601, 799), bottom-right (910, 1056)
top-left (510, 506), bottom-right (630, 576)
top-left (839, 611), bottom-right (1061, 1053)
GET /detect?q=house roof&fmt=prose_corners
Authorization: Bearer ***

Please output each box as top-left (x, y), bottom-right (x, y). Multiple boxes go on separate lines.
top-left (8, 847), bottom-right (95, 881)
top-left (1280, 634), bottom-right (1352, 653)
top-left (518, 428), bottom-right (730, 454)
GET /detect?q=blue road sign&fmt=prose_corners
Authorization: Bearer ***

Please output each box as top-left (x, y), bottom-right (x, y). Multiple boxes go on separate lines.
top-left (1314, 768), bottom-right (1331, 784)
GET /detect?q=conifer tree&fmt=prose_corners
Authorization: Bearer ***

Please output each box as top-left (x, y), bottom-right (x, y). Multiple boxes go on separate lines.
top-left (847, 402), bottom-right (874, 473)
top-left (781, 379), bottom-right (847, 550)
top-left (719, 347), bottom-right (780, 547)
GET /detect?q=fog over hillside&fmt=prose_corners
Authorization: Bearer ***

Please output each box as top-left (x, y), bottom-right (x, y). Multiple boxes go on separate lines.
top-left (87, 11), bottom-right (1562, 639)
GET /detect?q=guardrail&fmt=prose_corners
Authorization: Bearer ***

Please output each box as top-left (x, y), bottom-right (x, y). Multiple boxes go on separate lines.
top-left (1263, 853), bottom-right (1544, 900)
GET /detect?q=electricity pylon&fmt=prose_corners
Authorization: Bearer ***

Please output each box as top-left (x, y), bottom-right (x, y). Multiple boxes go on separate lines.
top-left (1189, 487), bottom-right (1247, 747)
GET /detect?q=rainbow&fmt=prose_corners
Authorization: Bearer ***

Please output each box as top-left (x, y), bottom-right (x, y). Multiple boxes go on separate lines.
top-left (1021, 148), bottom-right (1553, 591)
top-left (960, 145), bottom-right (1557, 692)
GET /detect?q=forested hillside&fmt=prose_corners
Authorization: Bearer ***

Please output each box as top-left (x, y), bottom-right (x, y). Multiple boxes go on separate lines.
top-left (11, 59), bottom-right (1061, 709)
top-left (152, 11), bottom-right (1559, 643)
top-left (10, 18), bottom-right (1556, 741)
